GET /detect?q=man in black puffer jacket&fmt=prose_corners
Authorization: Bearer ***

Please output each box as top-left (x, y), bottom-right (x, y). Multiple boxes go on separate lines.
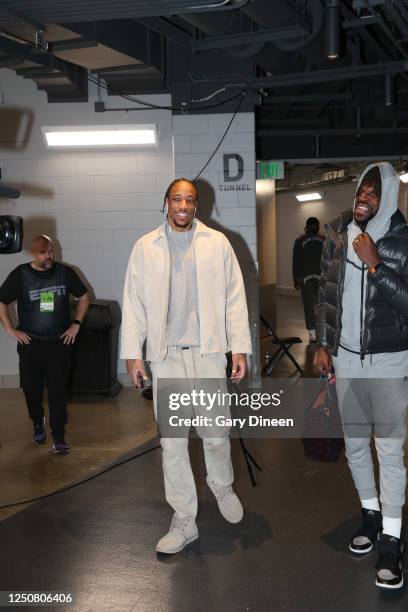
top-left (314, 162), bottom-right (408, 591)
top-left (292, 217), bottom-right (325, 342)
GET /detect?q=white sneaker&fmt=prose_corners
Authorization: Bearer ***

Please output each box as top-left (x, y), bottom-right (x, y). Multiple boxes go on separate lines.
top-left (207, 477), bottom-right (244, 523)
top-left (309, 329), bottom-right (316, 342)
top-left (156, 514), bottom-right (198, 554)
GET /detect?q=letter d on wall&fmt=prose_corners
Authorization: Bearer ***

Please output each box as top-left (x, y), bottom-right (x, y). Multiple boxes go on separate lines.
top-left (223, 153), bottom-right (244, 182)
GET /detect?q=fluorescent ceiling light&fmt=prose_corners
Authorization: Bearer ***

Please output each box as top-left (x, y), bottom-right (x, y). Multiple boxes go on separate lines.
top-left (42, 124), bottom-right (157, 148)
top-left (295, 192), bottom-right (323, 202)
top-left (399, 172), bottom-right (408, 183)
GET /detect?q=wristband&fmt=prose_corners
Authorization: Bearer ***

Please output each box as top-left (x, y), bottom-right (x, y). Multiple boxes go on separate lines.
top-left (368, 261), bottom-right (382, 275)
top-left (72, 319), bottom-right (82, 326)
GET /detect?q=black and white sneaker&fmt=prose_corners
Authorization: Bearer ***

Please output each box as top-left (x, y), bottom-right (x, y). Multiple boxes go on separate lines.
top-left (349, 508), bottom-right (382, 554)
top-left (375, 534), bottom-right (404, 590)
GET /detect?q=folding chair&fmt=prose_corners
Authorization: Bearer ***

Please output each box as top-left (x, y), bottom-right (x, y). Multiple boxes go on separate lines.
top-left (260, 314), bottom-right (304, 376)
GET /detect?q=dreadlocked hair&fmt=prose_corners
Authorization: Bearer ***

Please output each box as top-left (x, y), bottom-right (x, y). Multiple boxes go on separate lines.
top-left (163, 178), bottom-right (198, 204)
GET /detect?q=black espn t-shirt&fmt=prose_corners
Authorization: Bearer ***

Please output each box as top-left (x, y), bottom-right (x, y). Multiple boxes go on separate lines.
top-left (0, 263), bottom-right (87, 338)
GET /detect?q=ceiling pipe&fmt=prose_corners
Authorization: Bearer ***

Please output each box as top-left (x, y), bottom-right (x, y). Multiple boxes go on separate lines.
top-left (258, 127), bottom-right (408, 136)
top-left (393, 0), bottom-right (408, 27)
top-left (385, 72), bottom-right (394, 105)
top-left (382, 1), bottom-right (408, 42)
top-left (326, 0), bottom-right (340, 59)
top-left (356, 106), bottom-right (362, 130)
top-left (223, 60), bottom-right (408, 88)
top-left (262, 92), bottom-right (353, 104)
top-left (360, 0), bottom-right (408, 61)
top-left (241, 0), bottom-right (357, 76)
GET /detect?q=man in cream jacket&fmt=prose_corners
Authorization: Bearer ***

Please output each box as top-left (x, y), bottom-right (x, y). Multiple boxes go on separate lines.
top-left (121, 178), bottom-right (252, 554)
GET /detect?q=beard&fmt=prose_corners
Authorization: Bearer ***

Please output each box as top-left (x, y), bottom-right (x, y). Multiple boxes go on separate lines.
top-left (174, 219), bottom-right (190, 228)
top-left (354, 208), bottom-right (378, 229)
top-left (38, 258), bottom-right (54, 269)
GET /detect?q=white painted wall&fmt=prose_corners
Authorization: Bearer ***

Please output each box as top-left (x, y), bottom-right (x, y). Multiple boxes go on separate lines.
top-left (277, 175), bottom-right (408, 291)
top-left (0, 68), bottom-right (173, 383)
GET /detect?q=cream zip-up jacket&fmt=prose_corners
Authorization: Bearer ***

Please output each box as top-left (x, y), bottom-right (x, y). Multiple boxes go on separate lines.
top-left (120, 219), bottom-right (252, 362)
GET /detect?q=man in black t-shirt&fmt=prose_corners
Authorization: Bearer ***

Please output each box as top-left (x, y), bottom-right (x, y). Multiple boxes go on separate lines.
top-left (292, 217), bottom-right (325, 342)
top-left (0, 235), bottom-right (90, 453)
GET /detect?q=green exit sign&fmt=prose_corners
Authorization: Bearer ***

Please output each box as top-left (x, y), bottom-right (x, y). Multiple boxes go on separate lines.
top-left (257, 160), bottom-right (284, 180)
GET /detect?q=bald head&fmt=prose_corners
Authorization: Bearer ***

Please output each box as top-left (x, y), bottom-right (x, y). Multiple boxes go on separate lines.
top-left (31, 234), bottom-right (53, 251)
top-left (30, 235), bottom-right (55, 271)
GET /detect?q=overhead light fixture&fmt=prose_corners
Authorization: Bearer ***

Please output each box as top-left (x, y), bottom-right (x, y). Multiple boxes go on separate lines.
top-left (325, 0), bottom-right (340, 60)
top-left (399, 172), bottom-right (408, 183)
top-left (42, 124), bottom-right (157, 148)
top-left (295, 192), bottom-right (323, 202)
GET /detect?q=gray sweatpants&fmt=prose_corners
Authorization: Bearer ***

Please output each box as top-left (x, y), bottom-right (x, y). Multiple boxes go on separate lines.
top-left (332, 346), bottom-right (408, 518)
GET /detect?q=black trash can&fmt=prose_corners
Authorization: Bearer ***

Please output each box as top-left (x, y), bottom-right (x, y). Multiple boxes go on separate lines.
top-left (68, 299), bottom-right (123, 400)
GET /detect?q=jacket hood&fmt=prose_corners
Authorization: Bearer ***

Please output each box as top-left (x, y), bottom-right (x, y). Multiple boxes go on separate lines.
top-left (353, 162), bottom-right (400, 238)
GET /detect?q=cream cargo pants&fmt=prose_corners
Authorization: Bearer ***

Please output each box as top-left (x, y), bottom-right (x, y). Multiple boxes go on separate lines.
top-left (150, 347), bottom-right (234, 519)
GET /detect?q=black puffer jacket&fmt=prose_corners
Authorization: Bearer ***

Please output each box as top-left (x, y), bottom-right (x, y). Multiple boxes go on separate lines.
top-left (317, 208), bottom-right (408, 356)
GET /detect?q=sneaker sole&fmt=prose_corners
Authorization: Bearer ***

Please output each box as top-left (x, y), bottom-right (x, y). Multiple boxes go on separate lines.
top-left (376, 576), bottom-right (404, 590)
top-left (34, 437), bottom-right (47, 444)
top-left (220, 511), bottom-right (244, 524)
top-left (349, 542), bottom-right (374, 555)
top-left (156, 533), bottom-right (199, 555)
top-left (52, 447), bottom-right (70, 454)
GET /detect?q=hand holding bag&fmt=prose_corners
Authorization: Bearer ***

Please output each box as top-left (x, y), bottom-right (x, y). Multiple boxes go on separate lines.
top-left (302, 371), bottom-right (345, 463)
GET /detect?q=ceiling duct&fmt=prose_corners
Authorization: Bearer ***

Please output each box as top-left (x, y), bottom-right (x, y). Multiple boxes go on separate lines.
top-left (241, 0), bottom-right (324, 53)
top-left (180, 0), bottom-right (315, 69)
top-left (0, 0), bottom-right (250, 23)
top-left (179, 9), bottom-right (266, 58)
top-left (182, 0), bottom-right (344, 79)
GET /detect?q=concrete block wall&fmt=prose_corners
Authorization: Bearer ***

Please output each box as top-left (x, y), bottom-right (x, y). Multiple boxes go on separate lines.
top-left (0, 72), bottom-right (261, 386)
top-left (173, 112), bottom-right (260, 382)
top-left (0, 68), bottom-right (173, 383)
top-left (173, 111), bottom-right (257, 272)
